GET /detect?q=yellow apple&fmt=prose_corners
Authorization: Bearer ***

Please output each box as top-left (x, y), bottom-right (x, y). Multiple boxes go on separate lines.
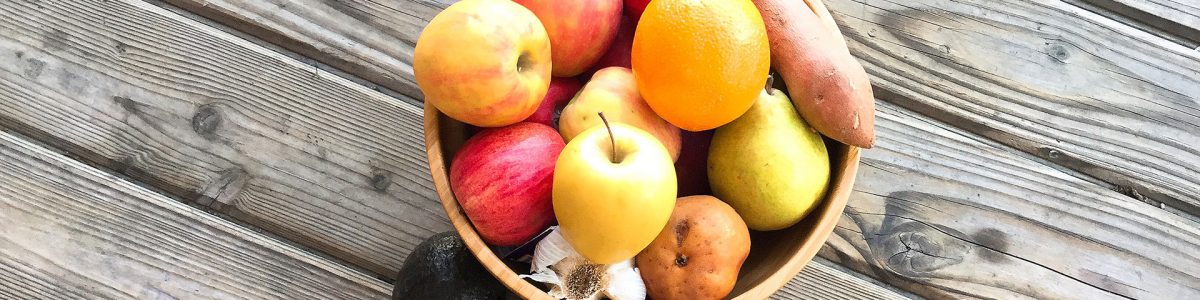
top-left (559, 67), bottom-right (682, 161)
top-left (413, 0), bottom-right (551, 127)
top-left (553, 118), bottom-right (677, 264)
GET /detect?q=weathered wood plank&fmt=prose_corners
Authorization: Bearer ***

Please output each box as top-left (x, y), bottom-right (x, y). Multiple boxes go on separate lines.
top-left (820, 100), bottom-right (1200, 299)
top-left (2, 0), bottom-right (934, 298)
top-left (0, 0), bottom-right (450, 277)
top-left (0, 129), bottom-right (390, 299)
top-left (0, 1), bottom-right (927, 297)
top-left (1111, 0), bottom-right (1200, 32)
top-left (164, 0), bottom-right (1200, 216)
top-left (161, 0), bottom-right (451, 99)
top-left (773, 258), bottom-right (915, 300)
top-left (1120, 0), bottom-right (1200, 28)
top-left (1073, 0), bottom-right (1200, 47)
top-left (824, 0), bottom-right (1200, 216)
top-left (32, 0), bottom-right (1195, 297)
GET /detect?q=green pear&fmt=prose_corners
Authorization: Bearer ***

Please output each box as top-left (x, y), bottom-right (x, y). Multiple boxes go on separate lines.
top-left (708, 82), bottom-right (830, 231)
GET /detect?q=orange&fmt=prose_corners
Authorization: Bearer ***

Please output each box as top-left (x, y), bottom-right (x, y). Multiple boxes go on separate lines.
top-left (631, 0), bottom-right (770, 131)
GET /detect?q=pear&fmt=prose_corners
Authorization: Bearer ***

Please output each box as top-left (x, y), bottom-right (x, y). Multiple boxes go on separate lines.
top-left (708, 78), bottom-right (830, 231)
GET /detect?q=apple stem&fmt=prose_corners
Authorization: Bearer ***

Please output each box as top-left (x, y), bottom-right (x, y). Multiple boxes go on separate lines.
top-left (598, 112), bottom-right (617, 163)
top-left (765, 74), bottom-right (775, 95)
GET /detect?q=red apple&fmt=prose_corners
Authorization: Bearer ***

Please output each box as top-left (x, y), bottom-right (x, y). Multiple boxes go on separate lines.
top-left (513, 0), bottom-right (623, 77)
top-left (625, 0), bottom-right (651, 21)
top-left (450, 122), bottom-right (565, 246)
top-left (523, 77), bottom-right (583, 128)
top-left (675, 130), bottom-right (713, 196)
top-left (582, 15), bottom-right (635, 80)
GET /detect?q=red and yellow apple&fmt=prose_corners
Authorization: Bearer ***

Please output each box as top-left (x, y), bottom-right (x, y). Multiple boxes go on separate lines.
top-left (523, 77), bottom-right (583, 128)
top-left (414, 0), bottom-right (551, 127)
top-left (582, 15), bottom-right (635, 79)
top-left (624, 0), bottom-right (651, 21)
top-left (559, 67), bottom-right (682, 161)
top-left (513, 0), bottom-right (622, 77)
top-left (553, 120), bottom-right (677, 264)
top-left (450, 122), bottom-right (565, 246)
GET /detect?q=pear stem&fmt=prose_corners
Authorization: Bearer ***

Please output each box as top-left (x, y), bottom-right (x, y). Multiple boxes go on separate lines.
top-left (765, 74), bottom-right (775, 95)
top-left (598, 112), bottom-right (617, 163)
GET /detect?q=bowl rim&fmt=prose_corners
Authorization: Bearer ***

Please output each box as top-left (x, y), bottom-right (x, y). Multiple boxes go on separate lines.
top-left (422, 104), bottom-right (860, 299)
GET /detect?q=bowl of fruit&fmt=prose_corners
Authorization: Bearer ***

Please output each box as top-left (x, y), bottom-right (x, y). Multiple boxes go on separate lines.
top-left (419, 0), bottom-right (875, 298)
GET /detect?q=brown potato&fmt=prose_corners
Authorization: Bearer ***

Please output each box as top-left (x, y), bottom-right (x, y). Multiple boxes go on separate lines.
top-left (636, 195), bottom-right (751, 300)
top-left (753, 0), bottom-right (876, 148)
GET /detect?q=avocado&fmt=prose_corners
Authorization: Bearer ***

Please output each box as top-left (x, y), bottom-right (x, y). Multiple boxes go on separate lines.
top-left (392, 231), bottom-right (507, 300)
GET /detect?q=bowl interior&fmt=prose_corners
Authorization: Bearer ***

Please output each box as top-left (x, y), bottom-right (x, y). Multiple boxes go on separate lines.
top-left (425, 107), bottom-right (859, 299)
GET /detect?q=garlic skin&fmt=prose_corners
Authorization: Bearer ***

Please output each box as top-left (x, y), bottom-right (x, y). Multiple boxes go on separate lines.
top-left (602, 260), bottom-right (646, 300)
top-left (520, 226), bottom-right (646, 300)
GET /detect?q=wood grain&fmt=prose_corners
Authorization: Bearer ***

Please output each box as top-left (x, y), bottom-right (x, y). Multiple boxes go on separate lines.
top-left (0, 129), bottom-right (390, 299)
top-left (160, 0), bottom-right (1200, 218)
top-left (1108, 0), bottom-right (1200, 32)
top-left (1073, 0), bottom-right (1200, 47)
top-left (0, 1), bottom-right (918, 297)
top-left (12, 0), bottom-right (1194, 298)
top-left (0, 0), bottom-right (450, 277)
top-left (823, 0), bottom-right (1200, 216)
top-left (772, 258), bottom-right (914, 300)
top-left (138, 0), bottom-right (916, 296)
top-left (161, 0), bottom-right (1200, 215)
top-left (161, 0), bottom-right (452, 99)
top-left (820, 100), bottom-right (1200, 299)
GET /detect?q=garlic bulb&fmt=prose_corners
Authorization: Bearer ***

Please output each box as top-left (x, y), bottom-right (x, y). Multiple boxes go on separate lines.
top-left (520, 226), bottom-right (646, 300)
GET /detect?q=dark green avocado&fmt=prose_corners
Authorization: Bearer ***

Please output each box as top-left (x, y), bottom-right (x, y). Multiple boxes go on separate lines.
top-left (392, 231), bottom-right (507, 300)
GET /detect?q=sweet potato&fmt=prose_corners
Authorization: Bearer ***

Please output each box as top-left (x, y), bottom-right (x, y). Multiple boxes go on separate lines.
top-left (753, 0), bottom-right (876, 148)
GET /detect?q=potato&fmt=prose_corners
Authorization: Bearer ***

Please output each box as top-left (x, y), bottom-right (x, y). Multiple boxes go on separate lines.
top-left (753, 0), bottom-right (876, 148)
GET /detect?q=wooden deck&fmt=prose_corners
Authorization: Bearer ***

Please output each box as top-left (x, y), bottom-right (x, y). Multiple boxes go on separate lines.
top-left (1, 0), bottom-right (1196, 299)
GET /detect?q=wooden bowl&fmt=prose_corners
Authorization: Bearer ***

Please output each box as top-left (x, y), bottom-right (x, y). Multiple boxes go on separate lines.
top-left (423, 0), bottom-right (858, 296)
top-left (424, 104), bottom-right (860, 299)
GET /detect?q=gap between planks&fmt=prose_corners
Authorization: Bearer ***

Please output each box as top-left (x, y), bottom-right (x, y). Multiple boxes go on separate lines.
top-left (9, 0), bottom-right (1200, 296)
top-left (824, 0), bottom-right (1200, 219)
top-left (1065, 0), bottom-right (1200, 49)
top-left (822, 99), bottom-right (1200, 299)
top-left (157, 0), bottom-right (1200, 221)
top-left (0, 0), bottom-right (918, 298)
top-left (0, 128), bottom-right (391, 299)
top-left (0, 0), bottom-right (452, 279)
